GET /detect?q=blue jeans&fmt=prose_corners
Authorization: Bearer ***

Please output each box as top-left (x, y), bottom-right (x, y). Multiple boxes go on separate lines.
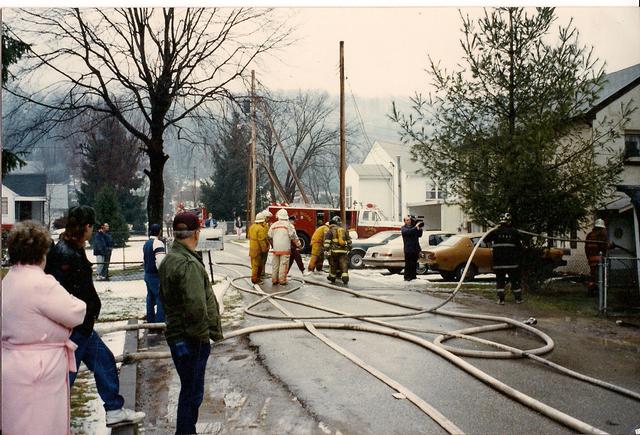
top-left (169, 339), bottom-right (211, 435)
top-left (144, 272), bottom-right (165, 323)
top-left (69, 330), bottom-right (125, 411)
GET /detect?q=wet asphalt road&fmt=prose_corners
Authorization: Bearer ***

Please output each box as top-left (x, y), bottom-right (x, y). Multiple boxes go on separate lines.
top-left (137, 237), bottom-right (640, 434)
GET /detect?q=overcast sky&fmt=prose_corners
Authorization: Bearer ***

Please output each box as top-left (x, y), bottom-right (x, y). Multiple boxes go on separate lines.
top-left (252, 7), bottom-right (640, 98)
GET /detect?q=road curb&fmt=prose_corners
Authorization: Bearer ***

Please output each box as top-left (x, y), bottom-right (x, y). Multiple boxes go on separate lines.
top-left (112, 318), bottom-right (140, 435)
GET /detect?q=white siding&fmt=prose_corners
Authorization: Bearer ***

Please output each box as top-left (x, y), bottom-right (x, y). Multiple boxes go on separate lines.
top-left (594, 84), bottom-right (640, 186)
top-left (357, 178), bottom-right (394, 219)
top-left (345, 166), bottom-right (360, 209)
top-left (404, 176), bottom-right (427, 207)
top-left (1, 185), bottom-right (17, 226)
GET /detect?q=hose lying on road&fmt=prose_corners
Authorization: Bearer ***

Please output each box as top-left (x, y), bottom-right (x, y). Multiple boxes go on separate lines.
top-left (96, 248), bottom-right (638, 434)
top-left (116, 321), bottom-right (607, 435)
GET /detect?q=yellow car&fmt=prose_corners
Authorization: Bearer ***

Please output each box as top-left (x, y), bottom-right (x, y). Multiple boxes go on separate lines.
top-left (422, 232), bottom-right (568, 281)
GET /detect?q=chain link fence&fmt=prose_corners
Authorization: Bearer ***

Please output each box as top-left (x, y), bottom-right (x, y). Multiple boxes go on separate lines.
top-left (598, 255), bottom-right (640, 315)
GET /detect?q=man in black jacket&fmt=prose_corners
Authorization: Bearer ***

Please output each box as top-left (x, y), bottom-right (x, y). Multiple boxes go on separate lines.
top-left (401, 215), bottom-right (424, 281)
top-left (485, 213), bottom-right (523, 305)
top-left (45, 206), bottom-right (145, 427)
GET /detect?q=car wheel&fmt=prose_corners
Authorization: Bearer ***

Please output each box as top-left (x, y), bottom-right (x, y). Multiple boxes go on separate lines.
top-left (440, 271), bottom-right (456, 281)
top-left (296, 231), bottom-right (311, 254)
top-left (416, 262), bottom-right (429, 275)
top-left (387, 268), bottom-right (403, 274)
top-left (349, 250), bottom-right (366, 269)
top-left (454, 263), bottom-right (477, 281)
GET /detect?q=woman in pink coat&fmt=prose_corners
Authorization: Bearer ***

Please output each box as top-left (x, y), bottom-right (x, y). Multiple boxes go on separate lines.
top-left (2, 221), bottom-right (86, 435)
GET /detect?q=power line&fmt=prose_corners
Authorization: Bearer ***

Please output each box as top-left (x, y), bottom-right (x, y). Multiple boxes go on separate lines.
top-left (347, 78), bottom-right (401, 207)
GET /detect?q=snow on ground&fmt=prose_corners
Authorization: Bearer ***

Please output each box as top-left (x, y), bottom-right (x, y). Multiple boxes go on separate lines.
top-left (84, 235), bottom-right (147, 267)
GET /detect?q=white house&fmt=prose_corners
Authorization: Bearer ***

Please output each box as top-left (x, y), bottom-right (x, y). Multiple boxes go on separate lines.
top-left (558, 64), bottom-right (640, 283)
top-left (346, 140), bottom-right (476, 232)
top-left (1, 173), bottom-right (47, 227)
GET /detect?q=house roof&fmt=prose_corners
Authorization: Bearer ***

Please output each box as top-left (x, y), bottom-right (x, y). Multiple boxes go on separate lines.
top-left (375, 140), bottom-right (423, 175)
top-left (587, 63), bottom-right (640, 119)
top-left (2, 173), bottom-right (47, 197)
top-left (350, 164), bottom-right (392, 178)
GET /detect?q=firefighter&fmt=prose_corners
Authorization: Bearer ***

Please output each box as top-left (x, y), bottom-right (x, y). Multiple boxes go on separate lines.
top-left (584, 218), bottom-right (612, 296)
top-left (260, 210), bottom-right (274, 280)
top-left (486, 213), bottom-right (523, 305)
top-left (248, 212), bottom-right (269, 284)
top-left (267, 209), bottom-right (300, 286)
top-left (323, 216), bottom-right (352, 284)
top-left (305, 220), bottom-right (330, 275)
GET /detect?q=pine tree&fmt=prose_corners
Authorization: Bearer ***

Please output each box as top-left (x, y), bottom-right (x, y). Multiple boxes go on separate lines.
top-left (94, 186), bottom-right (129, 248)
top-left (77, 116), bottom-right (147, 230)
top-left (2, 24), bottom-right (30, 175)
top-left (201, 112), bottom-right (250, 220)
top-left (393, 7), bottom-right (633, 241)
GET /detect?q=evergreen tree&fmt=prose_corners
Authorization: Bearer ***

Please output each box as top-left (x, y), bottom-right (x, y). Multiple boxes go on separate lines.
top-left (201, 112), bottom-right (250, 220)
top-left (94, 186), bottom-right (129, 248)
top-left (2, 24), bottom-right (30, 175)
top-left (393, 7), bottom-right (633, 242)
top-left (77, 116), bottom-right (147, 230)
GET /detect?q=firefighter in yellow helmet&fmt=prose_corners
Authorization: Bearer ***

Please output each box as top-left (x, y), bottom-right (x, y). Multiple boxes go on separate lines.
top-left (323, 215), bottom-right (352, 284)
top-left (305, 220), bottom-right (330, 275)
top-left (248, 212), bottom-right (269, 284)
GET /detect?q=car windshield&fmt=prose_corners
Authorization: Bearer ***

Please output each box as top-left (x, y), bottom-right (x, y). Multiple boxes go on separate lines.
top-left (364, 231), bottom-right (399, 243)
top-left (439, 235), bottom-right (465, 247)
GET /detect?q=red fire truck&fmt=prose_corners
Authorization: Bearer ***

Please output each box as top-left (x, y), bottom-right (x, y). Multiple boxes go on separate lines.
top-left (266, 203), bottom-right (402, 253)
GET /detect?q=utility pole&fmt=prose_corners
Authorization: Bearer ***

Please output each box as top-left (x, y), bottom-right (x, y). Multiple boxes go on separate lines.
top-left (247, 70), bottom-right (257, 226)
top-left (339, 41), bottom-right (346, 224)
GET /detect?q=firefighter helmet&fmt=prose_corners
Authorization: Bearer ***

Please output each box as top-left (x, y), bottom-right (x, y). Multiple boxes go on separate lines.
top-left (330, 216), bottom-right (342, 225)
top-left (499, 213), bottom-right (512, 224)
top-left (594, 218), bottom-right (605, 228)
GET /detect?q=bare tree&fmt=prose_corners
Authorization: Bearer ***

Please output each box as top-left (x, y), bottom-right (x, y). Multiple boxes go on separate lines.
top-left (4, 8), bottom-right (292, 225)
top-left (258, 91), bottom-right (350, 203)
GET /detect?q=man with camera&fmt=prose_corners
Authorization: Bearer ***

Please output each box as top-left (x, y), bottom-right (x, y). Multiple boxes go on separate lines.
top-left (401, 215), bottom-right (424, 281)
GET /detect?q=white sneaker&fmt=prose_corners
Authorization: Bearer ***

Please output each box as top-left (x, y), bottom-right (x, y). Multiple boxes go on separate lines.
top-left (303, 270), bottom-right (312, 276)
top-left (105, 408), bottom-right (146, 427)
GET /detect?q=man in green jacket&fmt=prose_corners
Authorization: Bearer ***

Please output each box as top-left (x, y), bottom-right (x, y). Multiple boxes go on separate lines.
top-left (159, 212), bottom-right (223, 435)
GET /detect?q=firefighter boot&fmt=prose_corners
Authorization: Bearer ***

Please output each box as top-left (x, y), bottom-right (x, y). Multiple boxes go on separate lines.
top-left (514, 289), bottom-right (523, 304)
top-left (497, 289), bottom-right (505, 305)
top-left (327, 274), bottom-right (336, 283)
top-left (341, 273), bottom-right (349, 284)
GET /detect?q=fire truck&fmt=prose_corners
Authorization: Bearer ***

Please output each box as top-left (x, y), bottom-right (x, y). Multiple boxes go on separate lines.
top-left (266, 203), bottom-right (402, 253)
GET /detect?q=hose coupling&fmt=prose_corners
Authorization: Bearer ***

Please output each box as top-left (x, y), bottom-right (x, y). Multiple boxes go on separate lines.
top-left (523, 317), bottom-right (537, 326)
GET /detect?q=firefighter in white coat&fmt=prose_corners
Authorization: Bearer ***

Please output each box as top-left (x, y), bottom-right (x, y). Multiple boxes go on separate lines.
top-left (267, 209), bottom-right (300, 285)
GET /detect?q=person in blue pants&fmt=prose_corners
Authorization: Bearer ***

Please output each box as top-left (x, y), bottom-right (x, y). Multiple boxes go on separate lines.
top-left (45, 205), bottom-right (145, 427)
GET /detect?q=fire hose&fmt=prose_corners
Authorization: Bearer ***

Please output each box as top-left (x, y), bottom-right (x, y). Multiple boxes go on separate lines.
top-left (95, 228), bottom-right (639, 434)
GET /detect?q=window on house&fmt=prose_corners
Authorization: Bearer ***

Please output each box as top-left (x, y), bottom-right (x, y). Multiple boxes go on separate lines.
top-left (624, 131), bottom-right (640, 159)
top-left (1, 197), bottom-right (7, 215)
top-left (426, 182), bottom-right (439, 200)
